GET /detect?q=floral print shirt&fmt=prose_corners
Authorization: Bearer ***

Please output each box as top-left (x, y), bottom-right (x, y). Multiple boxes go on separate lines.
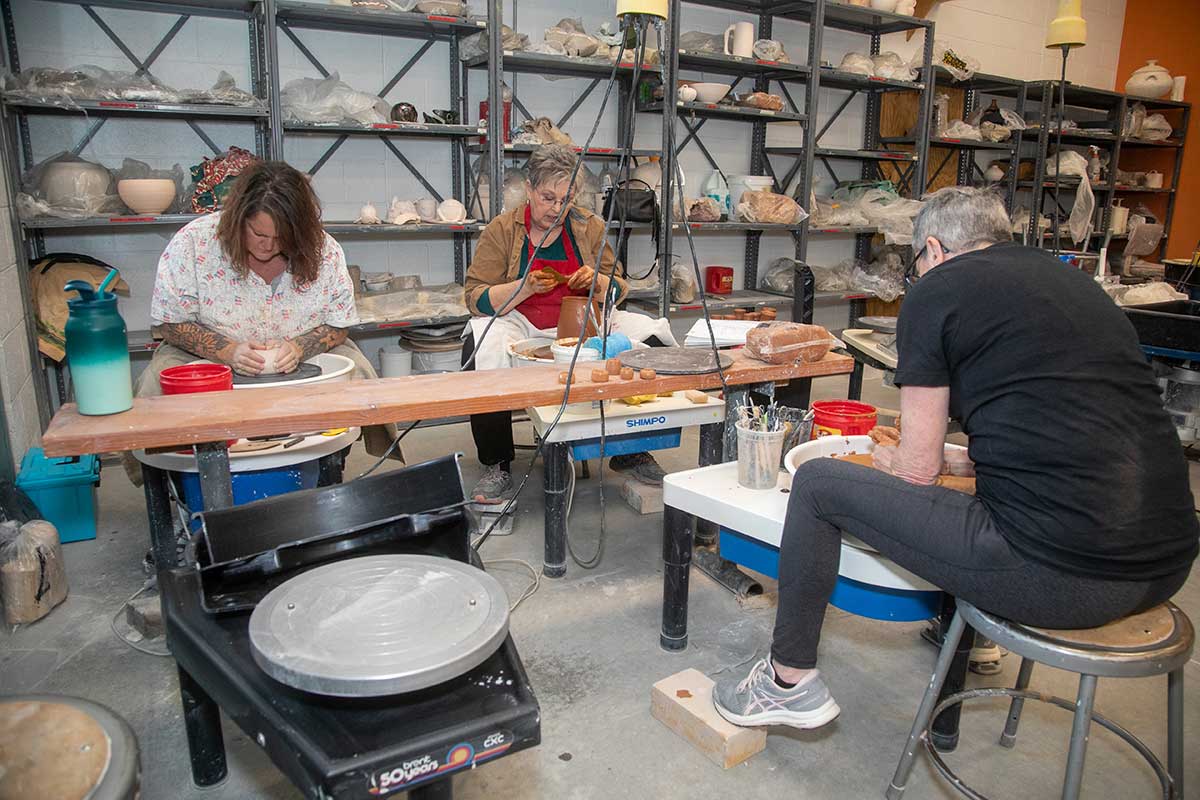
top-left (150, 213), bottom-right (358, 342)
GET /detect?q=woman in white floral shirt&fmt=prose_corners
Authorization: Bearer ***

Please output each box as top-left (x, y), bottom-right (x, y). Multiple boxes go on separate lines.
top-left (126, 161), bottom-right (398, 477)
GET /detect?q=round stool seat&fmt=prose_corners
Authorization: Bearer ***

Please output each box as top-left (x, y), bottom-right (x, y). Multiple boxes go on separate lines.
top-left (0, 695), bottom-right (140, 800)
top-left (958, 601), bottom-right (1194, 679)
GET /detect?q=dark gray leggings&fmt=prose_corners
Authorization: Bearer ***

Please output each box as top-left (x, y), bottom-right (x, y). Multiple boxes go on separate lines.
top-left (772, 458), bottom-right (1192, 670)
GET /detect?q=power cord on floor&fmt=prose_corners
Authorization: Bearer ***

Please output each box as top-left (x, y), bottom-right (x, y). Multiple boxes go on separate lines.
top-left (483, 558), bottom-right (541, 613)
top-left (110, 577), bottom-right (171, 657)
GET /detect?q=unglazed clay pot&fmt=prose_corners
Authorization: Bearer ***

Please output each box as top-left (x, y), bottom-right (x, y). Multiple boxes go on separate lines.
top-left (416, 197), bottom-right (438, 221)
top-left (117, 178), bottom-right (176, 214)
top-left (556, 295), bottom-right (601, 340)
top-left (1125, 60), bottom-right (1173, 99)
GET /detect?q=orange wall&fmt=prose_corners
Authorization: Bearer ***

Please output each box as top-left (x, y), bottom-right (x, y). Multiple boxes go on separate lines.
top-left (1117, 2), bottom-right (1200, 260)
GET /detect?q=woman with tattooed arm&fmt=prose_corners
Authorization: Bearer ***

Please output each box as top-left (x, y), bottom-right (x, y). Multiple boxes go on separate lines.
top-left (124, 161), bottom-right (397, 480)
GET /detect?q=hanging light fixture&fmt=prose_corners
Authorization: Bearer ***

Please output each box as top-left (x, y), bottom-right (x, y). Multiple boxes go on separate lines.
top-left (616, 0), bottom-right (668, 19)
top-left (1046, 0), bottom-right (1087, 255)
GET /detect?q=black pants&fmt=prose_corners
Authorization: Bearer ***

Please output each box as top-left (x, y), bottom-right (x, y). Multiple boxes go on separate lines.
top-left (772, 458), bottom-right (1192, 670)
top-left (462, 328), bottom-right (671, 467)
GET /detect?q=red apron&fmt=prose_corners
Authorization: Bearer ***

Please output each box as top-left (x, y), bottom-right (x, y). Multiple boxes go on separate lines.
top-left (516, 206), bottom-right (583, 330)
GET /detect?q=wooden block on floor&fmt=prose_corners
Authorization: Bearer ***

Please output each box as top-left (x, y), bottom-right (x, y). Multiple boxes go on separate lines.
top-left (620, 478), bottom-right (663, 515)
top-left (125, 594), bottom-right (164, 639)
top-left (650, 668), bottom-right (767, 769)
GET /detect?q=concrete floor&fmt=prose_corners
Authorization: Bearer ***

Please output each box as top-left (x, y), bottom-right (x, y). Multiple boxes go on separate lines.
top-left (2, 373), bottom-right (1198, 800)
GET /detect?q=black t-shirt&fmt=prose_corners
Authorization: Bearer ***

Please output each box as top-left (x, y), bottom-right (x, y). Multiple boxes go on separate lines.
top-left (895, 241), bottom-right (1199, 581)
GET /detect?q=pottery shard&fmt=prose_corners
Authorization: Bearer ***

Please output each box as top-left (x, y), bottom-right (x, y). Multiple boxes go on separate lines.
top-left (685, 390), bottom-right (709, 404)
top-left (620, 367), bottom-right (635, 381)
top-left (606, 358), bottom-right (622, 375)
top-left (591, 369), bottom-right (610, 383)
top-left (640, 368), bottom-right (657, 380)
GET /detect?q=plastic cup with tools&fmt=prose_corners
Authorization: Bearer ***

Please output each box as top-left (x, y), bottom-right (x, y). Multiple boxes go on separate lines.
top-left (736, 420), bottom-right (787, 489)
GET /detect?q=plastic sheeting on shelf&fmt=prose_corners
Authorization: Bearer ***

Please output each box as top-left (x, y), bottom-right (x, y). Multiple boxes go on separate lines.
top-left (3, 66), bottom-right (260, 108)
top-left (1043, 150), bottom-right (1095, 244)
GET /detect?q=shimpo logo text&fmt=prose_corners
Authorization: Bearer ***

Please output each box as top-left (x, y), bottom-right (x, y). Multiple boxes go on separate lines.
top-left (627, 416), bottom-right (668, 429)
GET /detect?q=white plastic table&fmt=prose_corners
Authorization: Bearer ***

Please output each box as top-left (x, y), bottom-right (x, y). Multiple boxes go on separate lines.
top-left (659, 460), bottom-right (938, 651)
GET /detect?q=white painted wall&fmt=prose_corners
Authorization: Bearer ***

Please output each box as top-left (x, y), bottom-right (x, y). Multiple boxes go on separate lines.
top-left (3, 0), bottom-right (1129, 342)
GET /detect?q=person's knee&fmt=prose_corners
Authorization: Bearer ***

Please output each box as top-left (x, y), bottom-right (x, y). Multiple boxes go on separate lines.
top-left (790, 457), bottom-right (846, 496)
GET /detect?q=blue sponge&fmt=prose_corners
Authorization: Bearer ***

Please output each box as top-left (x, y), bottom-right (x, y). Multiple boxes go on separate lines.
top-left (582, 332), bottom-right (633, 359)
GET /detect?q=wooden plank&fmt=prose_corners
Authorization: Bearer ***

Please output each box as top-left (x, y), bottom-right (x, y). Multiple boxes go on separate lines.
top-left (42, 351), bottom-right (853, 456)
top-left (650, 668), bottom-right (766, 769)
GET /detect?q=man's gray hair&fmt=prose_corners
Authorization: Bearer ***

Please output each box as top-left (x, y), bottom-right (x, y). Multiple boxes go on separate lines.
top-left (525, 144), bottom-right (579, 191)
top-left (911, 186), bottom-right (1012, 252)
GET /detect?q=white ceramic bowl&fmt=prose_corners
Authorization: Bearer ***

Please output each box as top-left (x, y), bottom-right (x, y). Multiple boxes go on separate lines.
top-left (232, 352), bottom-right (355, 389)
top-left (117, 178), bottom-right (176, 214)
top-left (784, 434), bottom-right (966, 474)
top-left (690, 82), bottom-right (732, 104)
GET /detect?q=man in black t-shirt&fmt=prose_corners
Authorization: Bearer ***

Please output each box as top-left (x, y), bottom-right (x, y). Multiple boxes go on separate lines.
top-left (714, 186), bottom-right (1198, 733)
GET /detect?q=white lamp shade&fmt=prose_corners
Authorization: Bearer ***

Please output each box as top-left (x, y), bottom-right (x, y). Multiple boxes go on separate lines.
top-left (1046, 0), bottom-right (1087, 48)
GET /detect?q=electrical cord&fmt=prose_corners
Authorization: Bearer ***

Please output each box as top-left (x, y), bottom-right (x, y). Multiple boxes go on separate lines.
top-left (483, 558), bottom-right (541, 612)
top-left (110, 578), bottom-right (171, 657)
top-left (473, 17), bottom-right (649, 554)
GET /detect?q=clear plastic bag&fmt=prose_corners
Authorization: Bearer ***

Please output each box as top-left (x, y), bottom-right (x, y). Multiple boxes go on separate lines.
top-left (855, 188), bottom-right (923, 245)
top-left (177, 70), bottom-right (259, 107)
top-left (3, 64), bottom-right (179, 104)
top-left (686, 197), bottom-right (722, 222)
top-left (933, 41), bottom-right (979, 81)
top-left (737, 190), bottom-right (808, 224)
top-left (744, 322), bottom-right (843, 365)
top-left (1139, 113), bottom-right (1173, 141)
top-left (760, 258), bottom-right (796, 293)
top-left (838, 52), bottom-right (875, 76)
top-left (0, 519), bottom-right (68, 625)
top-left (753, 40), bottom-right (789, 63)
top-left (872, 52), bottom-right (914, 81)
top-left (1043, 150), bottom-right (1094, 244)
top-left (679, 31), bottom-right (723, 53)
top-left (941, 119), bottom-right (982, 140)
top-left (812, 260), bottom-right (856, 292)
top-left (1123, 102), bottom-right (1147, 137)
top-left (671, 262), bottom-right (697, 304)
top-left (966, 106), bottom-right (1025, 130)
top-left (17, 152), bottom-right (121, 220)
top-left (544, 18), bottom-right (601, 58)
top-left (460, 25), bottom-right (529, 61)
top-left (281, 72), bottom-right (389, 125)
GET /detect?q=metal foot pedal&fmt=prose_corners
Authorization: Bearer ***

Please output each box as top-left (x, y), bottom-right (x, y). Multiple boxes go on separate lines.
top-left (468, 499), bottom-right (517, 537)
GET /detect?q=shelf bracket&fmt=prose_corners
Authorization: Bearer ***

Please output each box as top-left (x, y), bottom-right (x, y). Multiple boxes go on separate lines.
top-left (278, 22), bottom-right (331, 77)
top-left (555, 79), bottom-right (600, 130)
top-left (815, 89), bottom-right (859, 147)
top-left (380, 137), bottom-right (445, 203)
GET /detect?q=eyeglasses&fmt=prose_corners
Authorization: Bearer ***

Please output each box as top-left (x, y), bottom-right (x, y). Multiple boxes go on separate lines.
top-left (905, 245), bottom-right (926, 289)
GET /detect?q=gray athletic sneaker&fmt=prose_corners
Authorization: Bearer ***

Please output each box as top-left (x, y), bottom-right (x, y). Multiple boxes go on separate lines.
top-left (713, 659), bottom-right (841, 730)
top-left (471, 464), bottom-right (512, 504)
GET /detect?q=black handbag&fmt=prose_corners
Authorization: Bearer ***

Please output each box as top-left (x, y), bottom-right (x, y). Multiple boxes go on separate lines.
top-left (604, 178), bottom-right (658, 223)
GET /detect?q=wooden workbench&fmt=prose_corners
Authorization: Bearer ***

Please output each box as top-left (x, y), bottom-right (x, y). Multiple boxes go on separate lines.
top-left (42, 351), bottom-right (854, 456)
top-left (43, 350), bottom-right (853, 578)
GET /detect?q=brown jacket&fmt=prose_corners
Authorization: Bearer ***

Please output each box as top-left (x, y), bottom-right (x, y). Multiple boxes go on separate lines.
top-left (464, 202), bottom-right (627, 316)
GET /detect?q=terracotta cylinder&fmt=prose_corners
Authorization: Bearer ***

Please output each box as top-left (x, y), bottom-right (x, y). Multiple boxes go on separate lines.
top-left (557, 296), bottom-right (602, 340)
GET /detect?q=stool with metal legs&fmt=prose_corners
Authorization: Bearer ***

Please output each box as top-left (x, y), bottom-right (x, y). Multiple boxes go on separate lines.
top-left (887, 600), bottom-right (1193, 800)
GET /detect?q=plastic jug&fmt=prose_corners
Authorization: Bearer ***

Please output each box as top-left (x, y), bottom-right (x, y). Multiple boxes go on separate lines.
top-left (64, 271), bottom-right (133, 415)
top-left (703, 171), bottom-right (730, 219)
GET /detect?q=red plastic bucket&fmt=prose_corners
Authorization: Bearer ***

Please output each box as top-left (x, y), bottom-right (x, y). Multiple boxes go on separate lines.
top-left (159, 363), bottom-right (233, 395)
top-left (811, 400), bottom-right (877, 439)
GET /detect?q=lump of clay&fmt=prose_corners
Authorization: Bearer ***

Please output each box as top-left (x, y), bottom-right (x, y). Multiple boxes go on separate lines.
top-left (436, 198), bottom-right (468, 223)
top-left (387, 197), bottom-right (420, 225)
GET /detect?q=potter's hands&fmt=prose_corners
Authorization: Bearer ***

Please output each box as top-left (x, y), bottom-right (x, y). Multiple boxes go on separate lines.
top-left (221, 340), bottom-right (268, 376)
top-left (525, 270), bottom-right (559, 295)
top-left (872, 444), bottom-right (897, 475)
top-left (270, 340), bottom-right (304, 374)
top-left (568, 265), bottom-right (609, 295)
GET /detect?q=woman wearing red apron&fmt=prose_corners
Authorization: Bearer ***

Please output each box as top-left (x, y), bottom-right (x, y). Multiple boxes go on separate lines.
top-left (462, 145), bottom-right (669, 502)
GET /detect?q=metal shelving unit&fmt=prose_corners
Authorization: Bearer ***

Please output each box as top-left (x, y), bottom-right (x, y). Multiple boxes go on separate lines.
top-left (1006, 80), bottom-right (1190, 263)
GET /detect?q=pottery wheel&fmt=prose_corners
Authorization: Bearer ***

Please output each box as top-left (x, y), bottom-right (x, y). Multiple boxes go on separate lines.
top-left (617, 346), bottom-right (733, 375)
top-left (233, 362), bottom-right (322, 386)
top-left (858, 316), bottom-right (898, 334)
top-left (249, 554), bottom-right (510, 697)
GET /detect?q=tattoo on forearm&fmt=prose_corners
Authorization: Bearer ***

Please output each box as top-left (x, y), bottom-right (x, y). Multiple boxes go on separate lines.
top-left (159, 322), bottom-right (234, 362)
top-left (293, 325), bottom-right (347, 360)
